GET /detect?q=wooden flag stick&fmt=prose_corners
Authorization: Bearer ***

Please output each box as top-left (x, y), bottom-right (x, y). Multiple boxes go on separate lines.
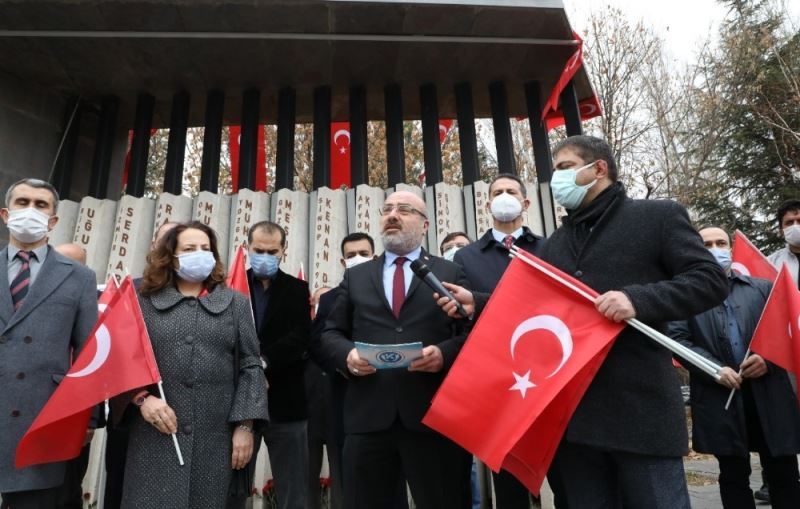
top-left (724, 347), bottom-right (750, 411)
top-left (509, 247), bottom-right (722, 381)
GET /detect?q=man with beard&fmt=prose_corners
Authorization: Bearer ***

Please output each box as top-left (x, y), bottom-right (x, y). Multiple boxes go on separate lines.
top-left (321, 191), bottom-right (471, 509)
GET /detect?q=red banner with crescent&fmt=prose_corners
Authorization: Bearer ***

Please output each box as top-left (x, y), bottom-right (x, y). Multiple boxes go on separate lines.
top-left (331, 122), bottom-right (352, 189)
top-left (230, 125), bottom-right (268, 192)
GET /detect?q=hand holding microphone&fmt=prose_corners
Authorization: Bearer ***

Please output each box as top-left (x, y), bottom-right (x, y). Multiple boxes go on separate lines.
top-left (410, 260), bottom-right (471, 318)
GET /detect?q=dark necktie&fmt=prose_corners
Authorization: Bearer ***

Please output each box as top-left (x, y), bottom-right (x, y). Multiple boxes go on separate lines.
top-left (11, 250), bottom-right (34, 310)
top-left (392, 257), bottom-right (407, 318)
top-left (503, 235), bottom-right (515, 250)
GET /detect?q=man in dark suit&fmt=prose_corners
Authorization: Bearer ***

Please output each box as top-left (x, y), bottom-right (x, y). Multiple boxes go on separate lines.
top-left (322, 191), bottom-right (471, 509)
top-left (538, 135), bottom-right (728, 507)
top-left (0, 179), bottom-right (98, 509)
top-left (669, 227), bottom-right (800, 509)
top-left (245, 221), bottom-right (311, 509)
top-left (452, 173), bottom-right (546, 509)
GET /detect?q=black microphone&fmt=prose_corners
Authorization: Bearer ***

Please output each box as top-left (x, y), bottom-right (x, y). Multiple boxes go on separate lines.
top-left (410, 259), bottom-right (469, 318)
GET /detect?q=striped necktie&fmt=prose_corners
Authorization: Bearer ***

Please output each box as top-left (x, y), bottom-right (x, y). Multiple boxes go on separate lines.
top-left (503, 235), bottom-right (515, 250)
top-left (11, 250), bottom-right (34, 310)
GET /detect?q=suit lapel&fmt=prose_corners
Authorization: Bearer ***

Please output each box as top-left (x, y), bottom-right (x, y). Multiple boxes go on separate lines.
top-left (6, 246), bottom-right (74, 331)
top-left (403, 250), bottom-right (430, 303)
top-left (0, 248), bottom-right (13, 326)
top-left (369, 254), bottom-right (394, 315)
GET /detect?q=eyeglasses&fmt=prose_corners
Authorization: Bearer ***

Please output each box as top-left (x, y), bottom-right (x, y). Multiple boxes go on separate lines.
top-left (379, 203), bottom-right (427, 219)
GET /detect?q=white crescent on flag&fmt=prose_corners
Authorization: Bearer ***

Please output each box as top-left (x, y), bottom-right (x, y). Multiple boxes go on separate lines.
top-left (333, 129), bottom-right (351, 146)
top-left (508, 315), bottom-right (574, 398)
top-left (67, 324), bottom-right (112, 378)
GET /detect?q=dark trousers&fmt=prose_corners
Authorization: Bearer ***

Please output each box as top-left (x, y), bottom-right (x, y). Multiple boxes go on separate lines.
top-left (492, 470), bottom-right (532, 509)
top-left (1, 487), bottom-right (60, 509)
top-left (103, 424), bottom-right (130, 509)
top-left (553, 440), bottom-right (690, 509)
top-left (716, 454), bottom-right (799, 509)
top-left (56, 444), bottom-right (91, 509)
top-left (343, 422), bottom-right (470, 509)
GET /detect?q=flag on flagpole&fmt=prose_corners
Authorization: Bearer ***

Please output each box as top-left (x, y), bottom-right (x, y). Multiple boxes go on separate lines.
top-left (297, 262), bottom-right (306, 282)
top-left (423, 254), bottom-right (624, 494)
top-left (731, 230), bottom-right (778, 280)
top-left (16, 277), bottom-right (161, 468)
top-left (750, 266), bottom-right (800, 404)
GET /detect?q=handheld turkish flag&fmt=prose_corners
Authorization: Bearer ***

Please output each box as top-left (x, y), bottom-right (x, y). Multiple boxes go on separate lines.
top-left (750, 266), bottom-right (800, 403)
top-left (15, 276), bottom-right (161, 468)
top-left (423, 253), bottom-right (624, 494)
top-left (227, 243), bottom-right (251, 299)
top-left (731, 230), bottom-right (778, 280)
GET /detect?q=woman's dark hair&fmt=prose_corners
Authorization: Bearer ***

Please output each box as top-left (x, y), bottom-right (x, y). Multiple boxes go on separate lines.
top-left (140, 221), bottom-right (226, 296)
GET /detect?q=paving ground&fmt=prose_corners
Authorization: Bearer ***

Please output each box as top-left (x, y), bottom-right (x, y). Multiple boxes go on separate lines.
top-left (685, 453), bottom-right (772, 508)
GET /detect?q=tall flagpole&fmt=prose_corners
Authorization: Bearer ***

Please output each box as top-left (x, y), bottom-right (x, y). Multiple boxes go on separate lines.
top-left (509, 248), bottom-right (723, 380)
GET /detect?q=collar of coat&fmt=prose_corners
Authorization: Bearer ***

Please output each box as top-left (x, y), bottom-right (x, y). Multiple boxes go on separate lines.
top-left (477, 226), bottom-right (540, 251)
top-left (564, 181), bottom-right (625, 226)
top-left (148, 283), bottom-right (233, 315)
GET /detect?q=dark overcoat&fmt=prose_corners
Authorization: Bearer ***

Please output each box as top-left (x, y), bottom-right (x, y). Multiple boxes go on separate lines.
top-left (539, 183), bottom-right (728, 457)
top-left (0, 246), bottom-right (97, 493)
top-left (121, 285), bottom-right (269, 509)
top-left (668, 275), bottom-right (800, 456)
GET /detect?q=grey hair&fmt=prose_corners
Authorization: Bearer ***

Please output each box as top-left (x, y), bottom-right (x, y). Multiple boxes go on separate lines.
top-left (5, 178), bottom-right (60, 213)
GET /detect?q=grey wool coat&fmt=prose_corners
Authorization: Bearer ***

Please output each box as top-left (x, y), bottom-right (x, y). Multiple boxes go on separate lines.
top-left (539, 183), bottom-right (728, 457)
top-left (0, 246), bottom-right (98, 493)
top-left (121, 285), bottom-right (269, 509)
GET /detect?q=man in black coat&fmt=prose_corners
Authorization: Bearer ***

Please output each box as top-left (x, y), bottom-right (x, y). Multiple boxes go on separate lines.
top-left (452, 173), bottom-right (547, 509)
top-left (668, 226), bottom-right (800, 509)
top-left (244, 221), bottom-right (311, 509)
top-left (322, 191), bottom-right (471, 509)
top-left (539, 135), bottom-right (728, 508)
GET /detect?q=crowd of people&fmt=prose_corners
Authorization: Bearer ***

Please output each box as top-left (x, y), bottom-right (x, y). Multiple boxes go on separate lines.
top-left (0, 134), bottom-right (799, 509)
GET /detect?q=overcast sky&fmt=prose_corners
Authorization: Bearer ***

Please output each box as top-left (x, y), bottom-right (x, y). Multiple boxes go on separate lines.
top-left (564, 0), bottom-right (800, 64)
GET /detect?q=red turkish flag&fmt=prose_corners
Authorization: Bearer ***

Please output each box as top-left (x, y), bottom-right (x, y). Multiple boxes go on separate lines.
top-left (750, 266), bottom-right (800, 400)
top-left (230, 125), bottom-right (269, 192)
top-left (227, 243), bottom-right (251, 299)
top-left (15, 277), bottom-right (161, 467)
top-left (423, 252), bottom-right (624, 494)
top-left (731, 230), bottom-right (778, 280)
top-left (331, 122), bottom-right (351, 189)
top-left (541, 32), bottom-right (602, 132)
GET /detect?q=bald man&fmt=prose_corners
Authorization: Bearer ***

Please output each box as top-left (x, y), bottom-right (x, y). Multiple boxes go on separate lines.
top-left (54, 244), bottom-right (86, 265)
top-left (322, 191), bottom-right (471, 509)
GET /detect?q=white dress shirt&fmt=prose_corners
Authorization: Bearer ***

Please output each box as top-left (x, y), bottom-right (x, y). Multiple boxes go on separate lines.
top-left (383, 246), bottom-right (423, 308)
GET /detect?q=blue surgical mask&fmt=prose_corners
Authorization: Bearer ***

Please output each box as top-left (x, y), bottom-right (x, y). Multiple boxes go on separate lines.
top-left (250, 253), bottom-right (280, 279)
top-left (709, 248), bottom-right (732, 271)
top-left (551, 161), bottom-right (598, 210)
top-left (175, 250), bottom-right (216, 283)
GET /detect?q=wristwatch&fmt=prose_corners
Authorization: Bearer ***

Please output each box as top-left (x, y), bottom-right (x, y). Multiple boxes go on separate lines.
top-left (133, 391), bottom-right (150, 407)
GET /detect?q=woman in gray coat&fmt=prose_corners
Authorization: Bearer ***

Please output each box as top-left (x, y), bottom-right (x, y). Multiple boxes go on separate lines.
top-left (120, 221), bottom-right (269, 509)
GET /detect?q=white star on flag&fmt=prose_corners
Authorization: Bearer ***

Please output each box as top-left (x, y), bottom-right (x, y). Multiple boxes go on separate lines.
top-left (509, 370), bottom-right (536, 398)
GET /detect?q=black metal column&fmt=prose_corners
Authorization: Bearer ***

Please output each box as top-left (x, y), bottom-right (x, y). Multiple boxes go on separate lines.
top-left (50, 98), bottom-right (82, 199)
top-left (87, 95), bottom-right (119, 199)
top-left (238, 88), bottom-right (260, 191)
top-left (525, 81), bottom-right (557, 236)
top-left (490, 81), bottom-right (517, 175)
top-left (455, 83), bottom-right (479, 185)
top-left (200, 90), bottom-right (224, 193)
top-left (420, 83), bottom-right (442, 185)
top-left (127, 93), bottom-right (154, 198)
top-left (384, 84), bottom-right (405, 186)
top-left (164, 91), bottom-right (189, 195)
top-left (349, 85), bottom-right (368, 187)
top-left (275, 87), bottom-right (296, 191)
top-left (560, 81), bottom-right (583, 136)
top-left (313, 86), bottom-right (331, 190)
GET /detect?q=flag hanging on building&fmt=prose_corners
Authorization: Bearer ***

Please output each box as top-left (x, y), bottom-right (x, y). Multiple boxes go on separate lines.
top-left (331, 122), bottom-right (351, 189)
top-left (423, 253), bottom-right (624, 494)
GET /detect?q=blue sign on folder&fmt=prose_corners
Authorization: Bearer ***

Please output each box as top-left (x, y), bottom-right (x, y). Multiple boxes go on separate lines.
top-left (354, 341), bottom-right (424, 369)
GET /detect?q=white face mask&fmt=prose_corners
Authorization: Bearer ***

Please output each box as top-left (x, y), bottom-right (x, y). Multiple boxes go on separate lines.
top-left (442, 247), bottom-right (459, 261)
top-left (784, 224), bottom-right (800, 247)
top-left (7, 207), bottom-right (51, 244)
top-left (490, 192), bottom-right (523, 222)
top-left (175, 250), bottom-right (216, 283)
top-left (344, 255), bottom-right (372, 269)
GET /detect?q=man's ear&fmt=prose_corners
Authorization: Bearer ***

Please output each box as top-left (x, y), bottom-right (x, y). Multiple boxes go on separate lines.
top-left (594, 160), bottom-right (610, 180)
top-left (48, 214), bottom-right (59, 231)
top-left (340, 258), bottom-right (346, 268)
